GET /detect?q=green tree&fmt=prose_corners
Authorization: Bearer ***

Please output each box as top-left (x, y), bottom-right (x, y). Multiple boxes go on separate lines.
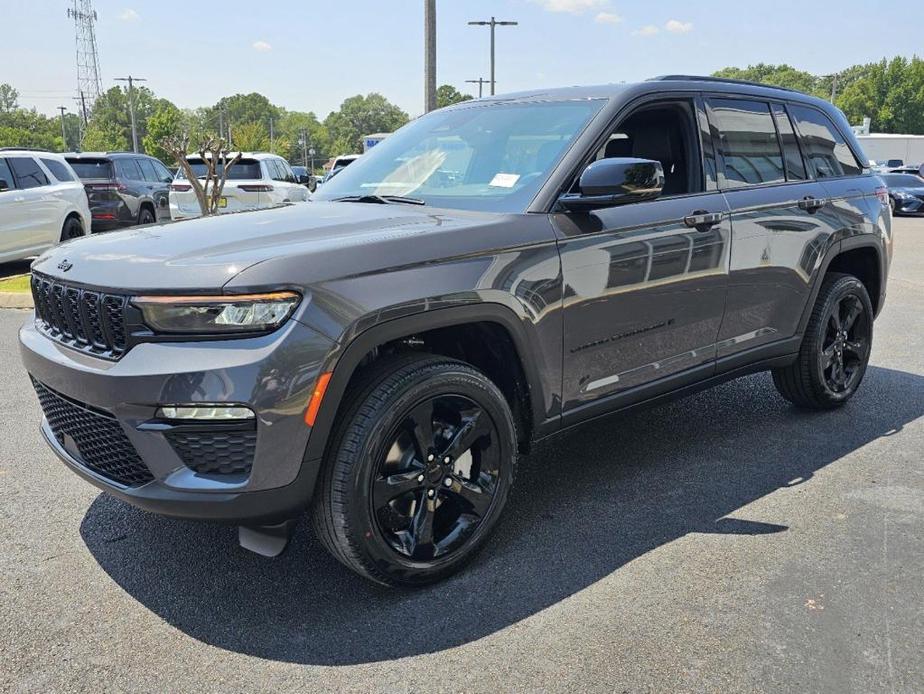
top-left (436, 84), bottom-right (473, 108)
top-left (207, 93), bottom-right (281, 136)
top-left (836, 57), bottom-right (924, 134)
top-left (143, 102), bottom-right (184, 163)
top-left (231, 121), bottom-right (270, 151)
top-left (324, 93), bottom-right (408, 154)
top-left (0, 107), bottom-right (63, 150)
top-left (278, 110), bottom-right (331, 170)
top-left (83, 85), bottom-right (174, 152)
top-left (0, 83), bottom-right (19, 113)
top-left (713, 64), bottom-right (822, 96)
top-left (82, 118), bottom-right (129, 151)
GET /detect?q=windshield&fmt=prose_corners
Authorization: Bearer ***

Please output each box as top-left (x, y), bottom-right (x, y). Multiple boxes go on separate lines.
top-left (883, 174), bottom-right (924, 187)
top-left (178, 158), bottom-right (263, 180)
top-left (66, 159), bottom-right (113, 179)
top-left (314, 100), bottom-right (605, 212)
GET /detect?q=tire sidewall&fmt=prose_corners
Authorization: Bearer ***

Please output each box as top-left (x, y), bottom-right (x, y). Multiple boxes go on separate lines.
top-left (60, 217), bottom-right (82, 242)
top-left (139, 207), bottom-right (155, 224)
top-left (809, 276), bottom-right (874, 403)
top-left (340, 364), bottom-right (516, 585)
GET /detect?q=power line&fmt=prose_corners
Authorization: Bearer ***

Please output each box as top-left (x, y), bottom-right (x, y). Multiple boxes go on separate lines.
top-left (114, 75), bottom-right (147, 152)
top-left (467, 16), bottom-right (518, 96)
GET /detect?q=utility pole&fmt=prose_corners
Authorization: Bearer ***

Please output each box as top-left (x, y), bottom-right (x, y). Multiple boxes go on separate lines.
top-left (300, 130), bottom-right (308, 167)
top-left (269, 118), bottom-right (275, 153)
top-left (466, 78), bottom-right (489, 98)
top-left (468, 16), bottom-right (517, 96)
top-left (78, 90), bottom-right (89, 126)
top-left (114, 75), bottom-right (146, 152)
top-left (57, 106), bottom-right (68, 151)
top-left (830, 72), bottom-right (839, 102)
top-left (424, 0), bottom-right (437, 112)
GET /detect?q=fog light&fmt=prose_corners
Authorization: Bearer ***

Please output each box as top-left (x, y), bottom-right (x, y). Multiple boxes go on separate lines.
top-left (157, 405), bottom-right (255, 420)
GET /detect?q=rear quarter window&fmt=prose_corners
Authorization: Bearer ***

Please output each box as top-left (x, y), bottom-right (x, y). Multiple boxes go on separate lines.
top-left (0, 158), bottom-right (16, 190)
top-left (788, 105), bottom-right (863, 178)
top-left (40, 158), bottom-right (75, 182)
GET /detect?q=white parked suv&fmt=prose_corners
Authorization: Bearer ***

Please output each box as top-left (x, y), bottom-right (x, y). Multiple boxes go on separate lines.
top-left (0, 149), bottom-right (91, 264)
top-left (169, 152), bottom-right (310, 220)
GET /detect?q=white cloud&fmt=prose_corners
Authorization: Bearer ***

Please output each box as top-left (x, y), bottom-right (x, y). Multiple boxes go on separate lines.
top-left (119, 8), bottom-right (139, 22)
top-left (252, 40), bottom-right (272, 53)
top-left (594, 12), bottom-right (622, 24)
top-left (529, 0), bottom-right (609, 14)
top-left (665, 19), bottom-right (693, 34)
top-left (633, 24), bottom-right (659, 36)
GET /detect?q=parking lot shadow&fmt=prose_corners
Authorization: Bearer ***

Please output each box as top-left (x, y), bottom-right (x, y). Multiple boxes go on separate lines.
top-left (80, 366), bottom-right (924, 665)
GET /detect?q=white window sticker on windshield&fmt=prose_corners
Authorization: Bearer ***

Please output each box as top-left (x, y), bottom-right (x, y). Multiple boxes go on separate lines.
top-left (489, 173), bottom-right (520, 188)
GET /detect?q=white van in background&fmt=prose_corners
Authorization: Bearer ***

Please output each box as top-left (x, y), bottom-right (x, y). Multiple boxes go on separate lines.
top-left (169, 152), bottom-right (309, 220)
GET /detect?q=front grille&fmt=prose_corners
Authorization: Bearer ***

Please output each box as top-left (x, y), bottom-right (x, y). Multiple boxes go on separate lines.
top-left (32, 379), bottom-right (153, 487)
top-left (165, 430), bottom-right (257, 476)
top-left (31, 273), bottom-right (128, 359)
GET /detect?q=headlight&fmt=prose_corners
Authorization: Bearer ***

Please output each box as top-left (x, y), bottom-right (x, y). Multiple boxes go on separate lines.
top-left (133, 291), bottom-right (300, 334)
top-left (893, 191), bottom-right (913, 200)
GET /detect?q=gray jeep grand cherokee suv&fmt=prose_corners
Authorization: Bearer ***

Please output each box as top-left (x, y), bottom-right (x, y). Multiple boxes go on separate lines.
top-left (21, 77), bottom-right (891, 586)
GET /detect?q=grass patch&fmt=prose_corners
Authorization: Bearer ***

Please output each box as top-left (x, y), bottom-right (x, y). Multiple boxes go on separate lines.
top-left (0, 275), bottom-right (31, 293)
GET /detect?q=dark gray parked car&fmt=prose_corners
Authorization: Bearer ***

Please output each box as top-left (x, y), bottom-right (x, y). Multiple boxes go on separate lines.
top-left (22, 76), bottom-right (891, 586)
top-left (65, 152), bottom-right (173, 231)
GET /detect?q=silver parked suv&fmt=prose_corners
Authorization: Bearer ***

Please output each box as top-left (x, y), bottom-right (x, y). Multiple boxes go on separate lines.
top-left (20, 77), bottom-right (891, 586)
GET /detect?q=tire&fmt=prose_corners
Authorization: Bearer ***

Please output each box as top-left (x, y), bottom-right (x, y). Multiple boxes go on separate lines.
top-left (138, 206), bottom-right (155, 225)
top-left (59, 216), bottom-right (84, 242)
top-left (772, 272), bottom-right (874, 409)
top-left (311, 354), bottom-right (518, 587)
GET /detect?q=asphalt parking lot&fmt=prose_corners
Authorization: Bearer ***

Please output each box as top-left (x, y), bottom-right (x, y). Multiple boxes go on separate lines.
top-left (1, 218), bottom-right (922, 693)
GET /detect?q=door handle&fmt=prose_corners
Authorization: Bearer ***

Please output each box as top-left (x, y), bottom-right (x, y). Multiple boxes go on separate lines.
top-left (798, 196), bottom-right (827, 213)
top-left (683, 210), bottom-right (723, 232)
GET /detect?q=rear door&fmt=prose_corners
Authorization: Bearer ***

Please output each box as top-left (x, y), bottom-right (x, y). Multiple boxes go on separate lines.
top-left (6, 156), bottom-right (56, 251)
top-left (137, 157), bottom-right (171, 221)
top-left (706, 96), bottom-right (837, 362)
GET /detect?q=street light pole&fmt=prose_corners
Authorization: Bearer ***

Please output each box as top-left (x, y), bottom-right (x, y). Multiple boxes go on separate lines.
top-left (424, 0), bottom-right (437, 112)
top-left (468, 16), bottom-right (517, 96)
top-left (465, 78), bottom-right (489, 98)
top-left (114, 75), bottom-right (147, 152)
top-left (57, 106), bottom-right (68, 151)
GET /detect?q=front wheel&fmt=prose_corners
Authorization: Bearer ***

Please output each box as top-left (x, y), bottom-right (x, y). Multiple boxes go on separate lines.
top-left (312, 354), bottom-right (517, 587)
top-left (772, 272), bottom-right (873, 409)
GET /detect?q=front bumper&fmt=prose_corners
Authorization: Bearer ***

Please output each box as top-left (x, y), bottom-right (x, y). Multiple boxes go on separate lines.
top-left (20, 315), bottom-right (335, 523)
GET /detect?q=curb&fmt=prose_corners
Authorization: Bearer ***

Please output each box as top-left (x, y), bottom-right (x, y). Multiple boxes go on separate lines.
top-left (0, 292), bottom-right (33, 309)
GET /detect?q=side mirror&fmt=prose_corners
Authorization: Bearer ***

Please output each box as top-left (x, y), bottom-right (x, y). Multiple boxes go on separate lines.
top-left (559, 157), bottom-right (664, 211)
top-left (307, 177), bottom-right (317, 193)
top-left (0, 179), bottom-right (9, 192)
top-left (296, 173), bottom-right (310, 185)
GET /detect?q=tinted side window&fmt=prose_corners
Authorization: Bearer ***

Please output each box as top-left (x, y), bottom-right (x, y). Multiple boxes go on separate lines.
top-left (269, 160), bottom-right (287, 182)
top-left (153, 161), bottom-right (173, 181)
top-left (40, 158), bottom-right (75, 182)
top-left (708, 98), bottom-right (784, 188)
top-left (0, 158), bottom-right (17, 190)
top-left (788, 105), bottom-right (862, 178)
top-left (114, 158), bottom-right (142, 180)
top-left (8, 157), bottom-right (50, 189)
top-left (137, 158), bottom-right (160, 182)
top-left (771, 105), bottom-right (807, 181)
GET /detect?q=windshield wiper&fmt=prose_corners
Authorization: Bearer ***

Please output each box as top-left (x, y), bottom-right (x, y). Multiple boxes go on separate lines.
top-left (331, 194), bottom-right (426, 206)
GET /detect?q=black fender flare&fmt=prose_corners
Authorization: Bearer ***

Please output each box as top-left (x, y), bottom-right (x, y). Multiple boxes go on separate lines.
top-left (797, 235), bottom-right (885, 334)
top-left (303, 302), bottom-right (552, 462)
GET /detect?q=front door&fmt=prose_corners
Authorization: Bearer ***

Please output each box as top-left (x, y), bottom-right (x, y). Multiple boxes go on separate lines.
top-left (554, 96), bottom-right (731, 416)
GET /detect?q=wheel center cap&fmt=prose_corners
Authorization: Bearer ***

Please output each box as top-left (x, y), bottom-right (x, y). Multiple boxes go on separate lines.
top-left (426, 464), bottom-right (444, 483)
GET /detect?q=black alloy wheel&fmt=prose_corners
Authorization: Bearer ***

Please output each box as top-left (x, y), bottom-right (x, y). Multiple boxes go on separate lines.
top-left (373, 394), bottom-right (500, 561)
top-left (819, 292), bottom-right (869, 395)
top-left (138, 207), bottom-right (155, 225)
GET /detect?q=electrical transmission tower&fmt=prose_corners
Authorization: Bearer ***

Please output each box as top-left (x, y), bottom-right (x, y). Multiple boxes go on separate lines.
top-left (67, 0), bottom-right (103, 124)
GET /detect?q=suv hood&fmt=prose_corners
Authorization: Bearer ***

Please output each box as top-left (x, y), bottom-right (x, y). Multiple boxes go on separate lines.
top-left (32, 201), bottom-right (508, 292)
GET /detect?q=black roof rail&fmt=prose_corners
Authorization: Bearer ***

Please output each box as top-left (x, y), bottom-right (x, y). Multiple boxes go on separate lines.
top-left (0, 146), bottom-right (52, 152)
top-left (648, 75), bottom-right (801, 93)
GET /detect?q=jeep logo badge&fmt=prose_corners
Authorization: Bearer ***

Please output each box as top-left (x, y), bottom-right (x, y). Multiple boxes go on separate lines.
top-left (57, 259), bottom-right (73, 272)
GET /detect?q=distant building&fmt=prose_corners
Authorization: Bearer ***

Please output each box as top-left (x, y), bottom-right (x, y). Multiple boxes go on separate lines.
top-left (855, 132), bottom-right (924, 166)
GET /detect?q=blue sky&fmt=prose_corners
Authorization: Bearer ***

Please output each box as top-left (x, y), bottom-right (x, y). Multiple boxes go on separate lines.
top-left (6, 0), bottom-right (923, 119)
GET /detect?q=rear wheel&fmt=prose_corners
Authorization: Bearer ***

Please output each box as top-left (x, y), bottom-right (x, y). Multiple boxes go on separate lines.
top-left (312, 354), bottom-right (517, 587)
top-left (59, 216), bottom-right (83, 242)
top-left (138, 206), bottom-right (155, 225)
top-left (772, 273), bottom-right (873, 409)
